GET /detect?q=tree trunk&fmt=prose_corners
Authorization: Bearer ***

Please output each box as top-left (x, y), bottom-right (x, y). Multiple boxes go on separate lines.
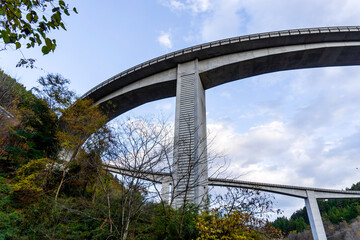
top-left (55, 167), bottom-right (66, 202)
top-left (92, 179), bottom-right (98, 204)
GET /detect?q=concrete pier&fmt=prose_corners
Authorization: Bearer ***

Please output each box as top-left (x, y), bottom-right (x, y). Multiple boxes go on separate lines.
top-left (305, 190), bottom-right (327, 240)
top-left (173, 59), bottom-right (208, 208)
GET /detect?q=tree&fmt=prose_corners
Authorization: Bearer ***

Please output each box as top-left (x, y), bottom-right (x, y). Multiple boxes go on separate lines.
top-left (213, 187), bottom-right (280, 219)
top-left (0, 176), bottom-right (23, 239)
top-left (104, 116), bottom-right (281, 240)
top-left (103, 116), bottom-right (172, 239)
top-left (0, 72), bottom-right (120, 239)
top-left (196, 187), bottom-right (283, 239)
top-left (0, 70), bottom-right (21, 158)
top-left (0, 0), bottom-right (77, 55)
top-left (196, 208), bottom-right (265, 240)
top-left (0, 70), bottom-right (20, 110)
top-left (1, 73), bottom-right (59, 172)
top-left (101, 116), bottom-right (208, 239)
top-left (51, 94), bottom-right (107, 202)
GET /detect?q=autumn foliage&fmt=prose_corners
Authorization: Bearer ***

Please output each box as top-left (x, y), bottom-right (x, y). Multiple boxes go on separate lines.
top-left (196, 207), bottom-right (282, 240)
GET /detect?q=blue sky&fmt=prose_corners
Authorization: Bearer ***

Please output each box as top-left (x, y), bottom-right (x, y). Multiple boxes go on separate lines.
top-left (1, 0), bottom-right (360, 217)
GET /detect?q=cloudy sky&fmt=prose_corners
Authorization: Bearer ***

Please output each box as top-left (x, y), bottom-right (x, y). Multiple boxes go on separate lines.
top-left (1, 0), bottom-right (360, 217)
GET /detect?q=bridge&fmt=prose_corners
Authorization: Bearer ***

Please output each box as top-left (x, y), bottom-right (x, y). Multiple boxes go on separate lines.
top-left (85, 26), bottom-right (360, 240)
top-left (104, 163), bottom-right (360, 240)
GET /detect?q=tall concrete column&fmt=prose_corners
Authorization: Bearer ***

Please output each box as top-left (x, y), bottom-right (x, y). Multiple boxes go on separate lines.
top-left (173, 59), bottom-right (208, 208)
top-left (305, 190), bottom-right (327, 240)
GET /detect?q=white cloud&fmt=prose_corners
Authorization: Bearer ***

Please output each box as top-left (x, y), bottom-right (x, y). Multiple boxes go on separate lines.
top-left (161, 0), bottom-right (360, 45)
top-left (200, 0), bottom-right (245, 41)
top-left (169, 0), bottom-right (186, 10)
top-left (190, 0), bottom-right (211, 13)
top-left (208, 112), bottom-right (360, 189)
top-left (241, 0), bottom-right (360, 33)
top-left (157, 31), bottom-right (173, 49)
top-left (177, 0), bottom-right (360, 41)
top-left (202, 65), bottom-right (360, 218)
top-left (163, 0), bottom-right (211, 13)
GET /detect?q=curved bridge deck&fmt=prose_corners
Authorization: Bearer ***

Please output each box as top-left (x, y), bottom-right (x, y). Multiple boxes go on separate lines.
top-left (83, 26), bottom-right (360, 121)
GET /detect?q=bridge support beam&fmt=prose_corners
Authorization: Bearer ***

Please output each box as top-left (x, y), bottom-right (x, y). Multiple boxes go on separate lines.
top-left (305, 190), bottom-right (327, 240)
top-left (173, 59), bottom-right (208, 208)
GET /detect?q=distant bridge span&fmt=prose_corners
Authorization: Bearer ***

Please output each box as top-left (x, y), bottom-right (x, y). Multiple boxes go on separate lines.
top-left (105, 163), bottom-right (360, 240)
top-left (87, 26), bottom-right (360, 240)
top-left (104, 164), bottom-right (360, 200)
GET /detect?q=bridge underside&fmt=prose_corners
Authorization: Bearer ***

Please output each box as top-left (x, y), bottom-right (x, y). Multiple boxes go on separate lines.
top-left (83, 27), bottom-right (360, 122)
top-left (99, 43), bottom-right (360, 120)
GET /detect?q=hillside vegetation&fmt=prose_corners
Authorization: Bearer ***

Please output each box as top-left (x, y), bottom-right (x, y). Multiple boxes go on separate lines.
top-left (0, 70), bottom-right (282, 239)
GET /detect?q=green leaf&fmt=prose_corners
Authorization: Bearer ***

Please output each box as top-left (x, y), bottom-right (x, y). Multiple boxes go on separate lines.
top-left (39, 22), bottom-right (47, 31)
top-left (41, 46), bottom-right (50, 54)
top-left (60, 22), bottom-right (67, 30)
top-left (26, 13), bottom-right (32, 22)
top-left (51, 39), bottom-right (56, 51)
top-left (64, 8), bottom-right (69, 16)
top-left (45, 38), bottom-right (52, 47)
top-left (33, 13), bottom-right (38, 23)
top-left (8, 33), bottom-right (18, 43)
top-left (2, 33), bottom-right (10, 43)
top-left (73, 7), bottom-right (78, 14)
top-left (39, 30), bottom-right (46, 39)
top-left (0, 8), bottom-right (5, 16)
top-left (14, 9), bottom-right (22, 18)
top-left (15, 42), bottom-right (21, 49)
top-left (35, 37), bottom-right (42, 45)
top-left (59, 0), bottom-right (65, 6)
top-left (51, 12), bottom-right (61, 23)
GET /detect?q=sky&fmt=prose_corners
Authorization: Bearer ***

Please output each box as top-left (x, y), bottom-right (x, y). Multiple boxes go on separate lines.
top-left (1, 0), bottom-right (360, 218)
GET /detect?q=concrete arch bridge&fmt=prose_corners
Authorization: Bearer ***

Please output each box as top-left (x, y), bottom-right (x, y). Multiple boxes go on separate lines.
top-left (84, 26), bottom-right (360, 240)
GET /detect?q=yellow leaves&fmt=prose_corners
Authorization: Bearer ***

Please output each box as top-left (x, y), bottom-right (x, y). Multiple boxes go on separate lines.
top-left (196, 208), bottom-right (262, 240)
top-left (12, 158), bottom-right (52, 194)
top-left (13, 174), bottom-right (42, 193)
top-left (57, 98), bottom-right (106, 152)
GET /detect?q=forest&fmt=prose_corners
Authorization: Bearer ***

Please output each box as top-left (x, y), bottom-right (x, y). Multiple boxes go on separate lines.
top-left (0, 70), bottom-right (284, 239)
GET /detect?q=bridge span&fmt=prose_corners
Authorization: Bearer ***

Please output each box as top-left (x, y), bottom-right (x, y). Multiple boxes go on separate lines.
top-left (87, 26), bottom-right (360, 240)
top-left (104, 163), bottom-right (360, 240)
